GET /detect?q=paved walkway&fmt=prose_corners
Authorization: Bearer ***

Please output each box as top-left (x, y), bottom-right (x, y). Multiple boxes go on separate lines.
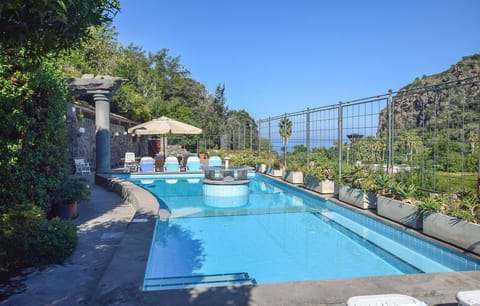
top-left (1, 175), bottom-right (135, 305)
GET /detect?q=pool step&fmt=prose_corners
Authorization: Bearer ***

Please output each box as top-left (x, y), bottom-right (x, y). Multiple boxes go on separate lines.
top-left (319, 211), bottom-right (453, 273)
top-left (143, 272), bottom-right (256, 291)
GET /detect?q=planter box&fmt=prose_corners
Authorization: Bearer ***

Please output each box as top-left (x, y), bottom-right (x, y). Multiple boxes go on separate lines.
top-left (377, 195), bottom-right (423, 229)
top-left (257, 164), bottom-right (267, 173)
top-left (268, 168), bottom-right (284, 177)
top-left (338, 185), bottom-right (377, 209)
top-left (423, 212), bottom-right (480, 256)
top-left (304, 175), bottom-right (334, 194)
top-left (284, 171), bottom-right (304, 184)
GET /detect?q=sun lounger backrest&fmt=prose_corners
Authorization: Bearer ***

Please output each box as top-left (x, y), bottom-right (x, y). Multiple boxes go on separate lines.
top-left (139, 156), bottom-right (155, 172)
top-left (164, 156), bottom-right (180, 172)
top-left (186, 156), bottom-right (201, 171)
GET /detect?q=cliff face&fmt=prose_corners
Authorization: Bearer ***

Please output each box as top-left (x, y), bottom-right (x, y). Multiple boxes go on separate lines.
top-left (378, 54), bottom-right (480, 135)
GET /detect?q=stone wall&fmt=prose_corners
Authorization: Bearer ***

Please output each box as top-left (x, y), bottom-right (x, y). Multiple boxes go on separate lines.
top-left (66, 103), bottom-right (146, 171)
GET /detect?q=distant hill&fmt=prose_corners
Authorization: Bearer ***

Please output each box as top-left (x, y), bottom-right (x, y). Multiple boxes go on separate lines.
top-left (378, 54), bottom-right (480, 135)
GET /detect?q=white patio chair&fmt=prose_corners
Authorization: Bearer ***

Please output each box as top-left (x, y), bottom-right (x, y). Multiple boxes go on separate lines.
top-left (74, 158), bottom-right (92, 176)
top-left (124, 152), bottom-right (137, 172)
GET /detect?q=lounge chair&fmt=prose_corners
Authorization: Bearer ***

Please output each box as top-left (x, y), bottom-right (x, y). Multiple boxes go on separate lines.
top-left (139, 156), bottom-right (155, 172)
top-left (164, 156), bottom-right (180, 172)
top-left (74, 158), bottom-right (92, 175)
top-left (208, 156), bottom-right (222, 167)
top-left (124, 152), bottom-right (137, 172)
top-left (347, 294), bottom-right (427, 306)
top-left (456, 290), bottom-right (480, 306)
top-left (186, 156), bottom-right (202, 171)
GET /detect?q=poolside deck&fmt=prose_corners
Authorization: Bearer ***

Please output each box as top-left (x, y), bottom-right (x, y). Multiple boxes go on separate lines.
top-left (3, 173), bottom-right (480, 305)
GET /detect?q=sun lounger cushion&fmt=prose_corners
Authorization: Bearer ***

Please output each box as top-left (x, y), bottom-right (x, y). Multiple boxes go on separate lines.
top-left (347, 294), bottom-right (428, 306)
top-left (456, 290), bottom-right (480, 306)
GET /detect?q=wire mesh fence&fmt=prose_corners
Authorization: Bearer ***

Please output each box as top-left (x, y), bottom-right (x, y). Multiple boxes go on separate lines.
top-left (255, 76), bottom-right (480, 194)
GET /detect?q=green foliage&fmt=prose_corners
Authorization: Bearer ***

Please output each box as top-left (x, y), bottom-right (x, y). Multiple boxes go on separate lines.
top-left (304, 157), bottom-right (336, 180)
top-left (0, 54), bottom-right (69, 214)
top-left (54, 178), bottom-right (90, 204)
top-left (226, 149), bottom-right (258, 166)
top-left (0, 0), bottom-right (120, 58)
top-left (417, 191), bottom-right (479, 224)
top-left (340, 165), bottom-right (380, 192)
top-left (0, 204), bottom-right (77, 272)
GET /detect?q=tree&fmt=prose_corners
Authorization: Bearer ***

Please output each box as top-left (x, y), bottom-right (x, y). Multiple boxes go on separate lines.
top-left (279, 114), bottom-right (292, 167)
top-left (0, 0), bottom-right (120, 59)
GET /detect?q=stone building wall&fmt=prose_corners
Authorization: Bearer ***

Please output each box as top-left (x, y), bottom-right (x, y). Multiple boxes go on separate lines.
top-left (66, 103), bottom-right (147, 171)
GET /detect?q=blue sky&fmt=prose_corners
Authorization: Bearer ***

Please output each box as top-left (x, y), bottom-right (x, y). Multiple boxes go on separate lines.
top-left (113, 0), bottom-right (480, 120)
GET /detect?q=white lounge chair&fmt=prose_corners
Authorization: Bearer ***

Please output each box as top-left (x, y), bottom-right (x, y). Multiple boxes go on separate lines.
top-left (124, 152), bottom-right (137, 172)
top-left (456, 290), bottom-right (480, 306)
top-left (347, 294), bottom-right (428, 306)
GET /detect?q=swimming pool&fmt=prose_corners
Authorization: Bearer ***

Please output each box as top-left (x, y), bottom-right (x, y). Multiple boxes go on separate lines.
top-left (122, 173), bottom-right (480, 291)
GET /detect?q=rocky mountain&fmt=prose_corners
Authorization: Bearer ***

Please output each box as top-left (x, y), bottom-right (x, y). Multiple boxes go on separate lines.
top-left (378, 54), bottom-right (480, 136)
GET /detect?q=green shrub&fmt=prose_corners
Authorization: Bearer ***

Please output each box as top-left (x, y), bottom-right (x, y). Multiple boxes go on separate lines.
top-left (0, 205), bottom-right (77, 272)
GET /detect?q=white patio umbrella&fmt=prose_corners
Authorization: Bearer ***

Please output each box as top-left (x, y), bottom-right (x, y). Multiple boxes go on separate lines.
top-left (127, 116), bottom-right (202, 135)
top-left (127, 116), bottom-right (202, 155)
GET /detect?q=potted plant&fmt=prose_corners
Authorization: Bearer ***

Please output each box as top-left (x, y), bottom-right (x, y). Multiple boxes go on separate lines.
top-left (419, 191), bottom-right (480, 255)
top-left (198, 148), bottom-right (207, 160)
top-left (338, 165), bottom-right (378, 209)
top-left (376, 173), bottom-right (424, 229)
top-left (54, 178), bottom-right (90, 219)
top-left (303, 162), bottom-right (335, 194)
top-left (267, 160), bottom-right (284, 177)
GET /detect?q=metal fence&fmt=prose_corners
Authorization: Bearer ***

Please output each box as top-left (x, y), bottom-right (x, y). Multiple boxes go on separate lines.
top-left (257, 75), bottom-right (480, 194)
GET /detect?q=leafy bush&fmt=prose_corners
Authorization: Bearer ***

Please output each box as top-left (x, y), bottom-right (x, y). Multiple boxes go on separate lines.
top-left (418, 191), bottom-right (479, 224)
top-left (340, 165), bottom-right (380, 192)
top-left (0, 53), bottom-right (69, 214)
top-left (0, 205), bottom-right (77, 272)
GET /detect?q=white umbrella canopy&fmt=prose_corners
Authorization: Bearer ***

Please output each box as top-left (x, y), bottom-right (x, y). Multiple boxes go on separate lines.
top-left (127, 116), bottom-right (202, 135)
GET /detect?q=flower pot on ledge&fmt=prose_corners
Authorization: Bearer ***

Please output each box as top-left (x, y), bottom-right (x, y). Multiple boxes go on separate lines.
top-left (377, 195), bottom-right (423, 229)
top-left (284, 171), bottom-right (304, 184)
top-left (338, 185), bottom-right (377, 209)
top-left (422, 212), bottom-right (480, 256)
top-left (304, 175), bottom-right (334, 194)
top-left (268, 168), bottom-right (284, 177)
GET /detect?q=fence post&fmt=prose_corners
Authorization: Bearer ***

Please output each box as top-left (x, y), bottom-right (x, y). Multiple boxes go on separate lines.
top-left (387, 89), bottom-right (394, 174)
top-left (257, 120), bottom-right (261, 156)
top-left (338, 102), bottom-right (343, 180)
top-left (477, 119), bottom-right (480, 199)
top-left (306, 108), bottom-right (310, 165)
top-left (268, 117), bottom-right (272, 152)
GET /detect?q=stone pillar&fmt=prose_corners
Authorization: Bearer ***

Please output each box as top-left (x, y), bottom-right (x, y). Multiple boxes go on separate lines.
top-left (67, 75), bottom-right (125, 173)
top-left (90, 90), bottom-right (112, 173)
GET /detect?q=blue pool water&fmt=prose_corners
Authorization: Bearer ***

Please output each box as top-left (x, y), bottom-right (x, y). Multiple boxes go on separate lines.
top-left (120, 173), bottom-right (480, 291)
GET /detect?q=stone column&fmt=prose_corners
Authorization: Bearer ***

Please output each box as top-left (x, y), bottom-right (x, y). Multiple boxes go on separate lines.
top-left (67, 75), bottom-right (124, 174)
top-left (90, 90), bottom-right (112, 173)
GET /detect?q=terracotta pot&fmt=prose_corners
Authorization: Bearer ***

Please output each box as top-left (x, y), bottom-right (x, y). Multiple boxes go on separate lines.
top-left (55, 201), bottom-right (78, 219)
